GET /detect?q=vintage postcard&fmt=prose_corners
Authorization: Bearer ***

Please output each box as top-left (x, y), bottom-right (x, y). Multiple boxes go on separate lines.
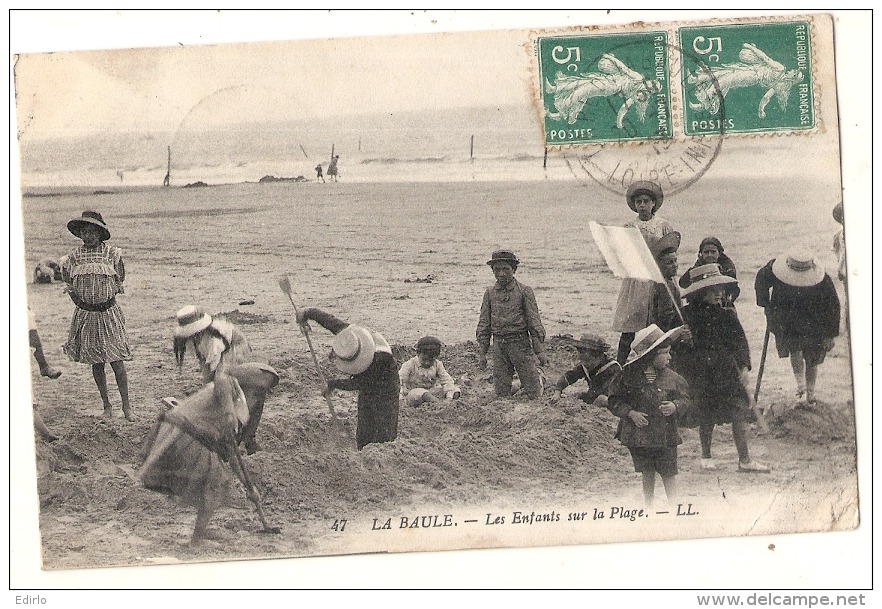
top-left (10, 10), bottom-right (870, 590)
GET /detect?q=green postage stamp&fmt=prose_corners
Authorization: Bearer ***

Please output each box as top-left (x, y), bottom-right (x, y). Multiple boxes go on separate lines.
top-left (537, 18), bottom-right (816, 143)
top-left (538, 31), bottom-right (673, 145)
top-left (679, 21), bottom-right (814, 135)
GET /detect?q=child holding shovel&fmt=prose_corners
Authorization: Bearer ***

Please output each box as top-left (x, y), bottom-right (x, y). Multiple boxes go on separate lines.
top-left (140, 373), bottom-right (277, 544)
top-left (297, 307), bottom-right (400, 450)
top-left (172, 305), bottom-right (278, 454)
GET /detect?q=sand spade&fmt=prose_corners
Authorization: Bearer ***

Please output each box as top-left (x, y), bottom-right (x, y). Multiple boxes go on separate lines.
top-left (229, 437), bottom-right (281, 534)
top-left (278, 275), bottom-right (353, 442)
top-left (752, 325), bottom-right (772, 431)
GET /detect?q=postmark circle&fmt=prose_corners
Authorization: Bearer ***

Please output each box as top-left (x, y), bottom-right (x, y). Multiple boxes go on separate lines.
top-left (544, 37), bottom-right (726, 198)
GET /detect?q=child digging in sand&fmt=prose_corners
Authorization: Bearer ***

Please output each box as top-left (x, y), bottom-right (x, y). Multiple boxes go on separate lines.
top-left (608, 324), bottom-right (689, 506)
top-left (548, 332), bottom-right (621, 408)
top-left (399, 336), bottom-right (461, 406)
top-left (60, 211), bottom-right (132, 421)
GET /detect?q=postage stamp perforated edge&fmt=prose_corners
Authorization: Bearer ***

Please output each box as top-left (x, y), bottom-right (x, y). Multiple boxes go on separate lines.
top-left (527, 12), bottom-right (833, 151)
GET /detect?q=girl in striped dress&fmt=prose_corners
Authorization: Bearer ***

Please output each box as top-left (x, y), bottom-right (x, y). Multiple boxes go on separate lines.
top-left (61, 211), bottom-right (132, 420)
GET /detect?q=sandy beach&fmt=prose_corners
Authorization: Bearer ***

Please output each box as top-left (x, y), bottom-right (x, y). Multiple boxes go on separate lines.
top-left (20, 177), bottom-right (857, 569)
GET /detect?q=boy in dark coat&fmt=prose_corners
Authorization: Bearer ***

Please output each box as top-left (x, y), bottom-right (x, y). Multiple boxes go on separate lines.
top-left (755, 249), bottom-right (840, 406)
top-left (608, 324), bottom-right (690, 505)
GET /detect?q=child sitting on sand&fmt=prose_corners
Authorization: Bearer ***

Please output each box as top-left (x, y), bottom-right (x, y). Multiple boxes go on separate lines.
top-left (549, 332), bottom-right (621, 408)
top-left (399, 336), bottom-right (461, 406)
top-left (608, 324), bottom-right (690, 506)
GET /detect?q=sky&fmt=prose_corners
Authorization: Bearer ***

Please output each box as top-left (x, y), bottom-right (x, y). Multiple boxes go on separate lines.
top-left (13, 12), bottom-right (536, 138)
top-left (6, 9), bottom-right (875, 595)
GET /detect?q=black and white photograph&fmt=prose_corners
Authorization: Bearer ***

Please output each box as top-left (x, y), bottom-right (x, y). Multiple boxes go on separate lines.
top-left (9, 10), bottom-right (871, 593)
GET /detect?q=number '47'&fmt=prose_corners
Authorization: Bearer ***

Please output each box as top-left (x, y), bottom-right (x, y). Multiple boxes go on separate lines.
top-left (331, 519), bottom-right (347, 531)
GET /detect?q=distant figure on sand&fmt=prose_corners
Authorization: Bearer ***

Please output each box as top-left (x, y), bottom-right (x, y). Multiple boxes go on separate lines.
top-left (60, 211), bottom-right (132, 421)
top-left (315, 164), bottom-right (325, 183)
top-left (327, 155), bottom-right (339, 182)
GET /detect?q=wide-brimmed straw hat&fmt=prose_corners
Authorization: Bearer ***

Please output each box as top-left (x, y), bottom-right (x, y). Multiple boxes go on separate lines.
top-left (651, 231), bottom-right (681, 259)
top-left (680, 263), bottom-right (738, 298)
top-left (624, 324), bottom-right (680, 368)
top-left (174, 305), bottom-right (213, 338)
top-left (486, 249), bottom-right (520, 267)
top-left (331, 325), bottom-right (376, 375)
top-left (567, 333), bottom-right (612, 353)
top-left (68, 210), bottom-right (111, 241)
top-left (772, 250), bottom-right (825, 287)
top-left (626, 181), bottom-right (664, 213)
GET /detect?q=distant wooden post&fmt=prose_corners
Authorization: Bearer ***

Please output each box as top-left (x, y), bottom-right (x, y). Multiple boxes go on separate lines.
top-left (330, 143), bottom-right (335, 162)
top-left (470, 135), bottom-right (474, 161)
top-left (543, 146), bottom-right (548, 169)
top-left (163, 146), bottom-right (171, 187)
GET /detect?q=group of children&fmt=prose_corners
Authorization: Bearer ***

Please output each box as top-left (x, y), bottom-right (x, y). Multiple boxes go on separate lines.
top-left (31, 196), bottom-right (844, 540)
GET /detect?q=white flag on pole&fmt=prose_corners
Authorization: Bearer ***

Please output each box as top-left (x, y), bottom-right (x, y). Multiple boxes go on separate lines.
top-left (589, 221), bottom-right (664, 282)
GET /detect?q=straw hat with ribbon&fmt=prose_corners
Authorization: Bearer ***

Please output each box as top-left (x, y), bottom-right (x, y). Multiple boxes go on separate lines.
top-left (331, 325), bottom-right (377, 375)
top-left (771, 249), bottom-right (825, 287)
top-left (680, 263), bottom-right (738, 299)
top-left (624, 324), bottom-right (681, 368)
top-left (174, 305), bottom-right (213, 339)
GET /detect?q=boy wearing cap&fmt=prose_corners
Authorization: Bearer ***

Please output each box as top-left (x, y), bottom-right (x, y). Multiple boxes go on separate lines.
top-left (297, 307), bottom-right (399, 450)
top-left (399, 336), bottom-right (461, 406)
top-left (549, 333), bottom-right (621, 407)
top-left (476, 250), bottom-right (547, 399)
top-left (607, 324), bottom-right (690, 506)
top-left (755, 249), bottom-right (840, 406)
top-left (60, 210), bottom-right (132, 421)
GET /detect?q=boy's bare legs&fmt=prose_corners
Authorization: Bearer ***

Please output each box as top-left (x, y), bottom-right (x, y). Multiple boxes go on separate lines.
top-left (641, 472), bottom-right (656, 505)
top-left (661, 475), bottom-right (677, 504)
top-left (789, 351), bottom-right (807, 403)
top-left (805, 360), bottom-right (819, 404)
